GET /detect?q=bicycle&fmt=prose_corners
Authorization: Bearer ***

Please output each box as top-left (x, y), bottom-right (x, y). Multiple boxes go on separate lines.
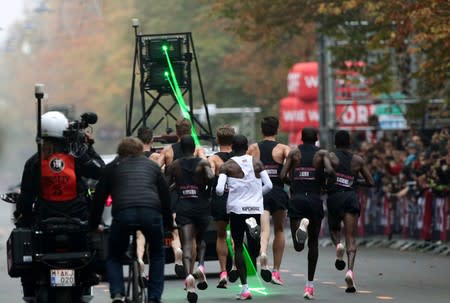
top-left (125, 227), bottom-right (148, 303)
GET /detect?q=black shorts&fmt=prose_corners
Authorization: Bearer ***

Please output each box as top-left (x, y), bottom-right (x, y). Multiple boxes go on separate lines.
top-left (326, 191), bottom-right (360, 220)
top-left (175, 213), bottom-right (211, 229)
top-left (288, 192), bottom-right (324, 220)
top-left (211, 193), bottom-right (229, 222)
top-left (263, 186), bottom-right (289, 213)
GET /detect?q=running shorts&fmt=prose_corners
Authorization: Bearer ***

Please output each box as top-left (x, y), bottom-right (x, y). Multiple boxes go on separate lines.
top-left (326, 190), bottom-right (360, 219)
top-left (211, 193), bottom-right (229, 222)
top-left (263, 186), bottom-right (289, 213)
top-left (175, 213), bottom-right (211, 229)
top-left (288, 192), bottom-right (324, 220)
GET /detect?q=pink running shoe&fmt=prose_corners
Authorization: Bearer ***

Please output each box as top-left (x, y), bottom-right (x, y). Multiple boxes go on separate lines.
top-left (217, 271), bottom-right (228, 289)
top-left (271, 271), bottom-right (284, 285)
top-left (303, 286), bottom-right (314, 300)
top-left (236, 290), bottom-right (252, 300)
top-left (345, 270), bottom-right (356, 293)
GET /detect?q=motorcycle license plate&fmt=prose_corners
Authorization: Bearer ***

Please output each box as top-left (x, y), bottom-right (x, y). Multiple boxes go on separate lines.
top-left (50, 269), bottom-right (75, 287)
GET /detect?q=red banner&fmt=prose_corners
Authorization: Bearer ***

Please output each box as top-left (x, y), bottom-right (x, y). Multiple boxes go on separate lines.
top-left (287, 62), bottom-right (319, 101)
top-left (279, 96), bottom-right (319, 132)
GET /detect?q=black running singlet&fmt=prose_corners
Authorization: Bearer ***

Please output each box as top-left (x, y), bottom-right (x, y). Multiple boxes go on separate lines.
top-left (328, 150), bottom-right (356, 193)
top-left (212, 151), bottom-right (233, 195)
top-left (176, 157), bottom-right (210, 202)
top-left (258, 140), bottom-right (283, 187)
top-left (290, 144), bottom-right (321, 195)
top-left (172, 142), bottom-right (183, 161)
top-left (174, 157), bottom-right (210, 217)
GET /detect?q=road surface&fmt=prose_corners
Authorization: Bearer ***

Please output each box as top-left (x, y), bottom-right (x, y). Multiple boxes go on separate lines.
top-left (0, 203), bottom-right (449, 303)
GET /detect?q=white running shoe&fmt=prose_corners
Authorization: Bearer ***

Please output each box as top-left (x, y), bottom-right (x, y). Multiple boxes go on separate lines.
top-left (296, 218), bottom-right (309, 245)
top-left (335, 243), bottom-right (346, 271)
top-left (185, 274), bottom-right (198, 303)
top-left (245, 217), bottom-right (261, 239)
top-left (195, 265), bottom-right (208, 290)
top-left (345, 270), bottom-right (356, 293)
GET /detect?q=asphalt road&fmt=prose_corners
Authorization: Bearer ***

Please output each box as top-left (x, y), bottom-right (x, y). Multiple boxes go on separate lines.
top-left (1, 205), bottom-right (449, 303)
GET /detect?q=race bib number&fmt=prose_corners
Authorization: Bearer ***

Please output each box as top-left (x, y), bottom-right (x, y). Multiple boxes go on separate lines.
top-left (294, 167), bottom-right (315, 180)
top-left (335, 173), bottom-right (354, 187)
top-left (179, 185), bottom-right (199, 199)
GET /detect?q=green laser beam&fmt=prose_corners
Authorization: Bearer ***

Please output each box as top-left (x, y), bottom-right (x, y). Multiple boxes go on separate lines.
top-left (163, 49), bottom-right (201, 146)
top-left (164, 72), bottom-right (201, 146)
top-left (165, 72), bottom-right (188, 115)
top-left (163, 48), bottom-right (187, 113)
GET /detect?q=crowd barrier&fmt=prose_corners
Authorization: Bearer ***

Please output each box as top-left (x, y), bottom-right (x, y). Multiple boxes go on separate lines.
top-left (358, 188), bottom-right (449, 242)
top-left (318, 189), bottom-right (449, 243)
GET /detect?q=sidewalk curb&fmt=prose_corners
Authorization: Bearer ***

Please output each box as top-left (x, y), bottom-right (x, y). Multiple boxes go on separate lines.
top-left (317, 237), bottom-right (450, 257)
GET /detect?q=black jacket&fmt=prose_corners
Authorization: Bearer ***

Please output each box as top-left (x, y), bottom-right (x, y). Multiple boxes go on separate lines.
top-left (89, 155), bottom-right (172, 230)
top-left (16, 144), bottom-right (104, 225)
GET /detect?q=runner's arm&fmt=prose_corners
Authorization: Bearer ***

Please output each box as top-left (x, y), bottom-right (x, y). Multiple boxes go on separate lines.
top-left (198, 159), bottom-right (214, 180)
top-left (216, 173), bottom-right (227, 196)
top-left (260, 170), bottom-right (273, 195)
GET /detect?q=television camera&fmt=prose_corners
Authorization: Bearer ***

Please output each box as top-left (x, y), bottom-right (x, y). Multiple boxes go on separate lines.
top-left (63, 112), bottom-right (98, 157)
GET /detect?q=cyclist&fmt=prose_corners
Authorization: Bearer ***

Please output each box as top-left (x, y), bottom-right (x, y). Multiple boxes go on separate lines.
top-left (89, 137), bottom-right (172, 303)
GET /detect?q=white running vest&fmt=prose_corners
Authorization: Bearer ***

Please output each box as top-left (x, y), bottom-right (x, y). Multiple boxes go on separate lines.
top-left (226, 155), bottom-right (263, 215)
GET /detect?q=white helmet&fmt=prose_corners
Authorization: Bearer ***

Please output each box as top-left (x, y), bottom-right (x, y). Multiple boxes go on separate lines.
top-left (41, 111), bottom-right (69, 138)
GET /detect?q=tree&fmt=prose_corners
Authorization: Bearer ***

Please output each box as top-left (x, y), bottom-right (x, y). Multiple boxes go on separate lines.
top-left (211, 0), bottom-right (450, 99)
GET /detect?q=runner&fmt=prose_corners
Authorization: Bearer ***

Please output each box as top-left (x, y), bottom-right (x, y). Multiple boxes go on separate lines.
top-left (247, 116), bottom-right (290, 285)
top-left (136, 126), bottom-right (160, 274)
top-left (216, 134), bottom-right (273, 300)
top-left (327, 130), bottom-right (374, 293)
top-left (158, 118), bottom-right (205, 277)
top-left (137, 126), bottom-right (160, 162)
top-left (208, 125), bottom-right (236, 288)
top-left (280, 127), bottom-right (333, 299)
top-left (167, 135), bottom-right (214, 303)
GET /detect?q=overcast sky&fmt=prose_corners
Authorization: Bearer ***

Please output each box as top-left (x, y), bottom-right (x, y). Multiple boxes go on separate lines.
top-left (0, 0), bottom-right (25, 41)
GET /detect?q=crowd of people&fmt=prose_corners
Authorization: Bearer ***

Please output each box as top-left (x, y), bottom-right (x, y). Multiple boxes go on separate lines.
top-left (351, 128), bottom-right (450, 238)
top-left (15, 109), bottom-right (448, 303)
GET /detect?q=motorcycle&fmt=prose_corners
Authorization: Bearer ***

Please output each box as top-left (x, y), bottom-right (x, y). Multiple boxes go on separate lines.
top-left (2, 192), bottom-right (98, 303)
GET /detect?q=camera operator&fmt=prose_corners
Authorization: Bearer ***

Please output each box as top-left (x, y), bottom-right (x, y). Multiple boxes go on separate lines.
top-left (15, 111), bottom-right (104, 302)
top-left (16, 111), bottom-right (104, 224)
